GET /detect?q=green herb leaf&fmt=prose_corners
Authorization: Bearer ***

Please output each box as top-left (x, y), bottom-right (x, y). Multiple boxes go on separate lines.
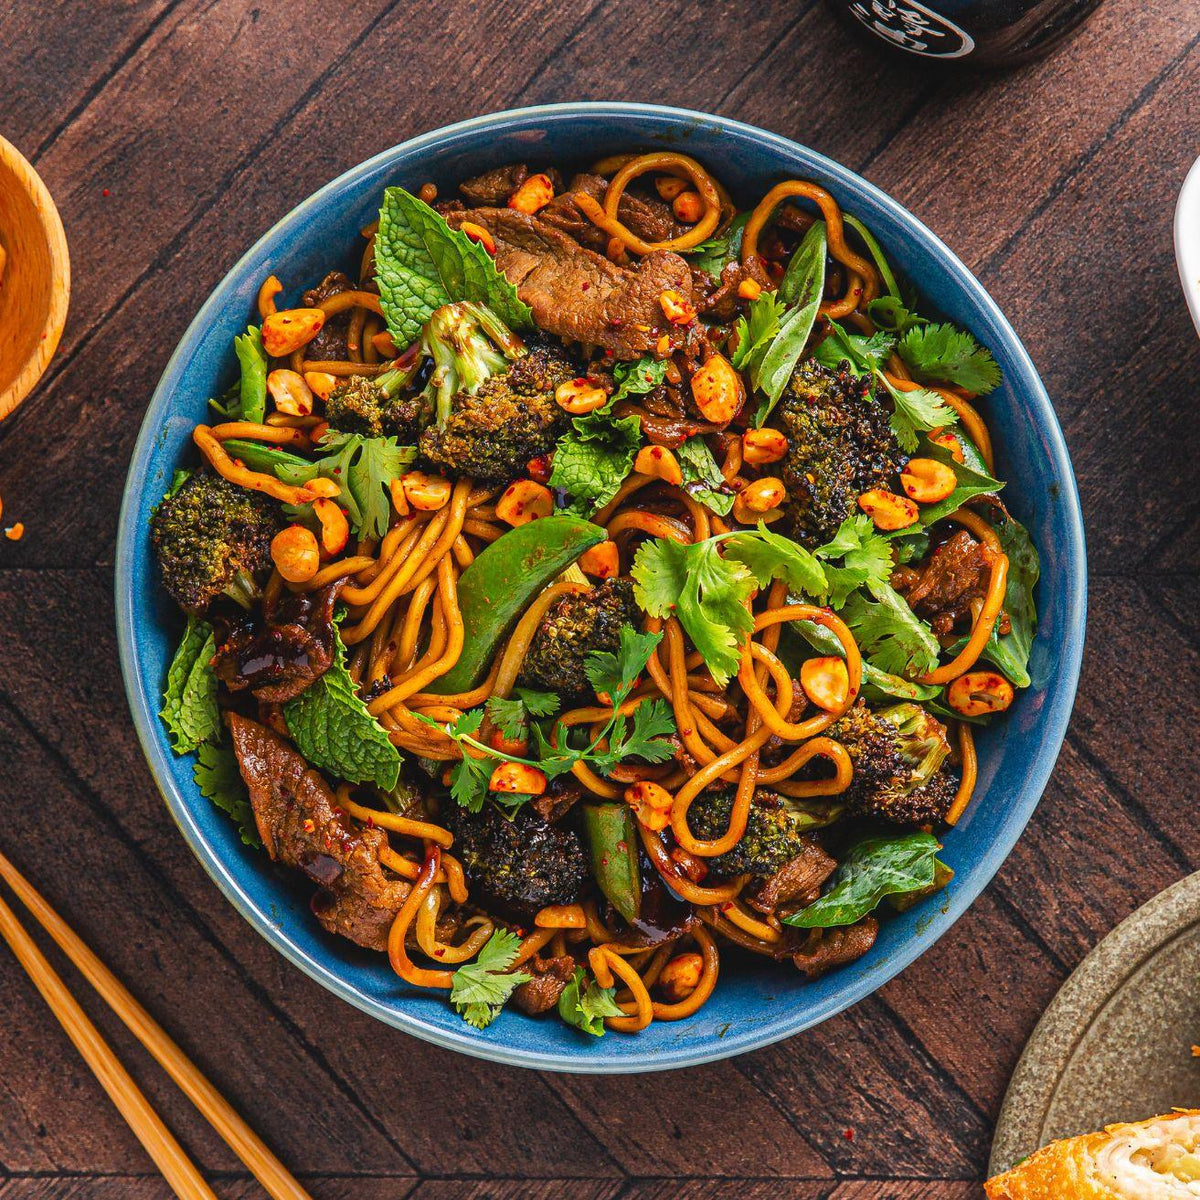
top-left (723, 524), bottom-right (828, 597)
top-left (683, 213), bottom-right (748, 280)
top-left (160, 618), bottom-right (221, 754)
top-left (730, 290), bottom-right (785, 373)
top-left (785, 831), bottom-right (940, 928)
top-left (842, 214), bottom-right (902, 301)
top-left (375, 187), bottom-right (532, 349)
top-left (866, 295), bottom-right (925, 335)
top-left (878, 374), bottom-right (956, 454)
top-left (840, 583), bottom-right (940, 679)
top-left (483, 688), bottom-right (560, 742)
top-left (194, 742), bottom-right (260, 848)
top-left (450, 928), bottom-right (532, 1029)
top-left (898, 322), bottom-right (1001, 394)
top-left (753, 221), bottom-right (828, 423)
top-left (676, 437), bottom-right (734, 515)
top-left (911, 436), bottom-right (1003, 526)
top-left (284, 624), bottom-right (401, 790)
top-left (549, 412), bottom-right (642, 516)
top-left (812, 321), bottom-right (895, 375)
top-left (584, 625), bottom-right (664, 702)
top-left (558, 967), bottom-right (624, 1036)
top-left (631, 538), bottom-right (756, 686)
top-left (514, 687), bottom-right (561, 718)
top-left (814, 514), bottom-right (895, 607)
top-left (233, 326), bottom-right (267, 424)
top-left (611, 356), bottom-right (669, 405)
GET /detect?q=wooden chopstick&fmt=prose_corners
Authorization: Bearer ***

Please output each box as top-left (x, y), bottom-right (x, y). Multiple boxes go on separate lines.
top-left (0, 848), bottom-right (312, 1200)
top-left (0, 888), bottom-right (219, 1199)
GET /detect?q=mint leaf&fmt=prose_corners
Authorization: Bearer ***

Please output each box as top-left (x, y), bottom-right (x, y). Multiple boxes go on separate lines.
top-left (375, 187), bottom-right (532, 349)
top-left (549, 412), bottom-right (642, 516)
top-left (898, 322), bottom-right (1001, 394)
top-left (611, 356), bottom-right (669, 405)
top-left (677, 437), bottom-right (734, 516)
top-left (785, 832), bottom-right (940, 928)
top-left (194, 742), bottom-right (260, 848)
top-left (284, 625), bottom-right (401, 789)
top-left (450, 929), bottom-right (532, 1029)
top-left (558, 967), bottom-right (624, 1036)
top-left (160, 618), bottom-right (220, 754)
top-left (233, 326), bottom-right (267, 424)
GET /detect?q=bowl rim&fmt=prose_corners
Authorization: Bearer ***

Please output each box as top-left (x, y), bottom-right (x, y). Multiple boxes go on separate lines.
top-left (1174, 152), bottom-right (1200, 338)
top-left (0, 133), bottom-right (71, 422)
top-left (116, 101), bottom-right (1087, 1073)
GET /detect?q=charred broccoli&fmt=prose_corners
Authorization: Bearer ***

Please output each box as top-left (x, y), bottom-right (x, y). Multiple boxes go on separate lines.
top-left (689, 789), bottom-right (825, 878)
top-left (151, 472), bottom-right (282, 616)
top-left (417, 303), bottom-right (575, 483)
top-left (443, 803), bottom-right (587, 920)
top-left (324, 355), bottom-right (426, 442)
top-left (518, 579), bottom-right (640, 699)
top-left (829, 701), bottom-right (957, 826)
top-left (775, 360), bottom-right (906, 547)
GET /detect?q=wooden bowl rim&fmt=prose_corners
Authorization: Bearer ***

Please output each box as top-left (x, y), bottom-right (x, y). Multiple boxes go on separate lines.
top-left (0, 134), bottom-right (71, 422)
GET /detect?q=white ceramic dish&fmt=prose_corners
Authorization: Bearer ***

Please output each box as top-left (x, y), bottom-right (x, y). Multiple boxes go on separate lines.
top-left (1175, 154), bottom-right (1200, 337)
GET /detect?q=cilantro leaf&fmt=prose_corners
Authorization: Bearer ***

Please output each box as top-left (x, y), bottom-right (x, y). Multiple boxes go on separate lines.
top-left (584, 625), bottom-right (664, 702)
top-left (284, 624), bottom-right (402, 790)
top-left (866, 296), bottom-right (925, 334)
top-left (898, 322), bottom-right (1001, 394)
top-left (723, 524), bottom-right (827, 597)
top-left (631, 538), bottom-right (756, 686)
top-left (840, 583), bottom-right (940, 679)
top-left (814, 514), bottom-right (895, 607)
top-left (450, 929), bottom-right (532, 1029)
top-left (549, 412), bottom-right (642, 516)
top-left (160, 617), bottom-right (221, 754)
top-left (514, 687), bottom-right (560, 718)
top-left (484, 689), bottom-right (559, 741)
top-left (194, 742), bottom-right (260, 848)
top-left (683, 213), bottom-right (748, 280)
top-left (676, 437), bottom-right (735, 516)
top-left (730, 290), bottom-right (785, 373)
top-left (558, 967), bottom-right (624, 1036)
top-left (878, 375), bottom-right (956, 454)
top-left (276, 431), bottom-right (415, 540)
top-left (610, 699), bottom-right (677, 763)
top-left (232, 326), bottom-right (267, 424)
top-left (375, 187), bottom-right (532, 349)
top-left (611, 356), bottom-right (669, 405)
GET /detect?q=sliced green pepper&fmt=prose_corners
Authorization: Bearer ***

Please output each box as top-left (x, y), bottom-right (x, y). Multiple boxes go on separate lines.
top-left (582, 802), bottom-right (641, 925)
top-left (431, 514), bottom-right (605, 694)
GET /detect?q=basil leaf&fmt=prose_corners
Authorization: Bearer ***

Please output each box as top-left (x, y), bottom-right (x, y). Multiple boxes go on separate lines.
top-left (910, 435), bottom-right (1003, 526)
top-left (284, 625), bottom-right (401, 790)
top-left (160, 617), bottom-right (220, 754)
top-left (753, 221), bottom-right (827, 424)
top-left (676, 437), bottom-right (734, 515)
top-left (375, 187), bottom-right (532, 348)
top-left (785, 831), bottom-right (940, 928)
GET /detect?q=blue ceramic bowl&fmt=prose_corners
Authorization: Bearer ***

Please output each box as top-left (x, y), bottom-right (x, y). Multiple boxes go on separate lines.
top-left (116, 103), bottom-right (1086, 1072)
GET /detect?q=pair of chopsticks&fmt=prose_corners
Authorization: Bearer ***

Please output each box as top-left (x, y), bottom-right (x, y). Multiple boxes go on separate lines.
top-left (0, 847), bottom-right (311, 1200)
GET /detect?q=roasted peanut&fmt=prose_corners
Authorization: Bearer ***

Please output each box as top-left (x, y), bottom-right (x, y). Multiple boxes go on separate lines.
top-left (672, 190), bottom-right (704, 223)
top-left (658, 288), bottom-right (696, 326)
top-left (304, 371), bottom-right (338, 402)
top-left (947, 670), bottom-right (1015, 717)
top-left (262, 308), bottom-right (325, 357)
top-left (658, 952), bottom-right (704, 1001)
top-left (555, 377), bottom-right (608, 415)
top-left (508, 173), bottom-right (555, 214)
top-left (579, 539), bottom-right (620, 579)
top-left (800, 656), bottom-right (851, 712)
top-left (690, 352), bottom-right (744, 425)
top-left (402, 471), bottom-right (452, 512)
top-left (900, 457), bottom-right (957, 504)
top-left (929, 429), bottom-right (965, 463)
top-left (266, 369), bottom-right (314, 416)
top-left (496, 479), bottom-right (554, 526)
top-left (858, 488), bottom-right (919, 531)
top-left (460, 221), bottom-right (496, 255)
top-left (742, 428), bottom-right (788, 464)
top-left (489, 762), bottom-right (547, 795)
top-left (271, 525), bottom-right (320, 583)
top-left (634, 444), bottom-right (684, 486)
top-left (312, 497), bottom-right (349, 555)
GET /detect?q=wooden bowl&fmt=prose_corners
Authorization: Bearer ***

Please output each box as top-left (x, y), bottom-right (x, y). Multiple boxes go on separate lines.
top-left (0, 135), bottom-right (70, 421)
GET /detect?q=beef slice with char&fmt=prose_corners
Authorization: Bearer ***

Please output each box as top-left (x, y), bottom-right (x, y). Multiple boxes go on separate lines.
top-left (228, 714), bottom-right (408, 951)
top-left (540, 173), bottom-right (687, 251)
top-left (443, 207), bottom-right (695, 359)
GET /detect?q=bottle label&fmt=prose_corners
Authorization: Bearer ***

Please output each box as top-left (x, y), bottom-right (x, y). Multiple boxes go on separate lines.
top-left (846, 0), bottom-right (976, 57)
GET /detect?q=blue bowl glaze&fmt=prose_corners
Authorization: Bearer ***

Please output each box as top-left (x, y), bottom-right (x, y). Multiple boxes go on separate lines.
top-left (116, 103), bottom-right (1086, 1072)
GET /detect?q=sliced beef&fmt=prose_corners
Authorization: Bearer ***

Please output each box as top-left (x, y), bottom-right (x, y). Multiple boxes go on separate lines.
top-left (745, 838), bottom-right (837, 915)
top-left (301, 271), bottom-right (357, 362)
top-left (212, 580), bottom-right (344, 703)
top-left (792, 917), bottom-right (879, 980)
top-left (513, 954), bottom-right (576, 1015)
top-left (893, 529), bottom-right (1001, 638)
top-left (443, 207), bottom-right (695, 359)
top-left (459, 163), bottom-right (528, 207)
top-left (541, 173), bottom-right (688, 252)
top-left (228, 715), bottom-right (408, 951)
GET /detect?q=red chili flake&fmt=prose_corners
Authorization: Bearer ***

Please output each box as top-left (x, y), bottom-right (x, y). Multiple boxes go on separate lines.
top-left (102, 188), bottom-right (110, 197)
top-left (333, 467), bottom-right (342, 474)
top-left (616, 840), bottom-right (628, 853)
top-left (720, 902), bottom-right (733, 912)
top-left (843, 1129), bottom-right (855, 1141)
top-left (610, 318), bottom-right (624, 327)
top-left (574, 377), bottom-right (588, 386)
top-left (581, 282), bottom-right (590, 292)
top-left (434, 948), bottom-right (445, 957)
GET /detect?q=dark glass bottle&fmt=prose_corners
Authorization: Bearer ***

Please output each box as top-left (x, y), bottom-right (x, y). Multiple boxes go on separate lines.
top-left (824, 0), bottom-right (1104, 68)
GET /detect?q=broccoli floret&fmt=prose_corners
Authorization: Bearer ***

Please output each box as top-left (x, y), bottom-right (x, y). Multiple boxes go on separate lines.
top-left (689, 790), bottom-right (819, 877)
top-left (518, 580), bottom-right (639, 700)
top-left (442, 803), bottom-right (587, 920)
top-left (324, 357), bottom-right (427, 442)
top-left (775, 360), bottom-right (907, 547)
top-left (151, 472), bottom-right (282, 616)
top-left (829, 701), bottom-right (957, 826)
top-left (417, 304), bottom-right (575, 484)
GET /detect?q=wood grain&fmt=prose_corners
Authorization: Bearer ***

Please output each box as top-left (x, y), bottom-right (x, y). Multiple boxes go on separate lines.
top-left (0, 0), bottom-right (1197, 1193)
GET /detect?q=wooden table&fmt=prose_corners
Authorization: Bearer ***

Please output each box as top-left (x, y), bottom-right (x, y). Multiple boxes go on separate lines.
top-left (1, 2), bottom-right (1197, 1195)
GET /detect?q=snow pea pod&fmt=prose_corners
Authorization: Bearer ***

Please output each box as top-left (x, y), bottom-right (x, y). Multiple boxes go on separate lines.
top-left (582, 802), bottom-right (641, 925)
top-left (431, 514), bottom-right (605, 694)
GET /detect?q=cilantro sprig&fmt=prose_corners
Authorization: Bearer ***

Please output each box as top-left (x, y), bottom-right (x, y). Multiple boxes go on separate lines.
top-left (420, 627), bottom-right (675, 813)
top-left (449, 929), bottom-right (532, 1029)
top-left (898, 322), bottom-right (1001, 395)
top-left (558, 967), bottom-right (624, 1036)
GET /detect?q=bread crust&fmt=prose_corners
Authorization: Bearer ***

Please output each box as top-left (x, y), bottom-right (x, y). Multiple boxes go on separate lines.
top-left (986, 1112), bottom-right (1200, 1199)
